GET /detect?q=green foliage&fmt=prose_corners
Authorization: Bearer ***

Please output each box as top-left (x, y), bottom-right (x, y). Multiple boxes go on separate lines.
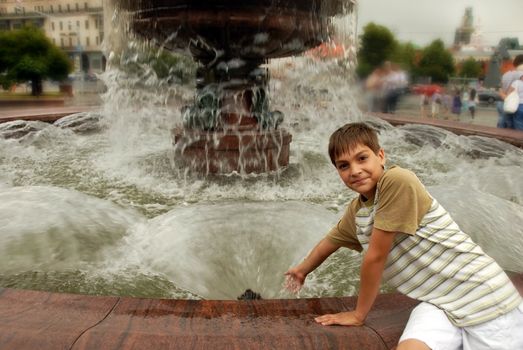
top-left (357, 23), bottom-right (397, 78)
top-left (0, 26), bottom-right (72, 95)
top-left (459, 57), bottom-right (482, 78)
top-left (356, 22), bottom-right (459, 83)
top-left (416, 39), bottom-right (455, 83)
top-left (391, 42), bottom-right (417, 73)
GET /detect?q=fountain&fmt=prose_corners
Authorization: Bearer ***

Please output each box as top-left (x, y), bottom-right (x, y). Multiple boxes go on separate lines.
top-left (0, 1), bottom-right (523, 348)
top-left (115, 0), bottom-right (354, 174)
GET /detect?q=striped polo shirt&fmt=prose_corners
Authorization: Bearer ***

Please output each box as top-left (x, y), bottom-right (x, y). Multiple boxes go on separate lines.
top-left (328, 166), bottom-right (522, 327)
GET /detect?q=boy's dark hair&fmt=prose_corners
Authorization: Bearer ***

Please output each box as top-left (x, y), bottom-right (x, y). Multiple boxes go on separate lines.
top-left (328, 122), bottom-right (381, 165)
top-left (514, 55), bottom-right (523, 68)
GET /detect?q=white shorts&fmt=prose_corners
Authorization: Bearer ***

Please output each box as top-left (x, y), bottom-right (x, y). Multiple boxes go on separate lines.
top-left (399, 302), bottom-right (523, 350)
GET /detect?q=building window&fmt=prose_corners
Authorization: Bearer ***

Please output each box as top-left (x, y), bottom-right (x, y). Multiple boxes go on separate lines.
top-left (75, 3), bottom-right (79, 11)
top-left (69, 37), bottom-right (72, 47)
top-left (59, 21), bottom-right (63, 30)
top-left (86, 37), bottom-right (90, 47)
top-left (68, 22), bottom-right (72, 30)
top-left (76, 20), bottom-right (80, 28)
top-left (51, 22), bottom-right (55, 31)
top-left (84, 2), bottom-right (88, 10)
top-left (96, 36), bottom-right (99, 45)
top-left (92, 58), bottom-right (101, 70)
top-left (85, 20), bottom-right (89, 30)
top-left (58, 5), bottom-right (62, 12)
top-left (67, 4), bottom-right (70, 12)
top-left (50, 5), bottom-right (53, 13)
top-left (94, 18), bottom-right (103, 29)
top-left (60, 37), bottom-right (64, 47)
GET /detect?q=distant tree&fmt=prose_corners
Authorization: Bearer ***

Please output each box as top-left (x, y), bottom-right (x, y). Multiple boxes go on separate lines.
top-left (356, 23), bottom-right (397, 78)
top-left (416, 39), bottom-right (455, 83)
top-left (459, 57), bottom-right (482, 78)
top-left (391, 42), bottom-right (417, 77)
top-left (0, 27), bottom-right (72, 96)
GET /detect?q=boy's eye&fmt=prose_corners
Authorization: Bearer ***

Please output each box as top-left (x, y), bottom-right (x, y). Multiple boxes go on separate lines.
top-left (359, 155), bottom-right (368, 161)
top-left (338, 163), bottom-right (349, 170)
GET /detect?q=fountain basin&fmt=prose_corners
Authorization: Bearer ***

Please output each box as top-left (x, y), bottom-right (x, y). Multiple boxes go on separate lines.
top-left (118, 0), bottom-right (353, 60)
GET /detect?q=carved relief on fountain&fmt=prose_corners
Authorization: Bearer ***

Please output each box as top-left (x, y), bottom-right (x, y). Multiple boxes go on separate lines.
top-left (116, 0), bottom-right (354, 173)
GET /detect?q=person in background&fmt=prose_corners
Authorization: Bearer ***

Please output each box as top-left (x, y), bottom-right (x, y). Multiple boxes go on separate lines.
top-left (365, 67), bottom-right (386, 113)
top-left (468, 88), bottom-right (477, 119)
top-left (420, 93), bottom-right (430, 118)
top-left (431, 90), bottom-right (442, 118)
top-left (506, 75), bottom-right (523, 130)
top-left (442, 90), bottom-right (453, 120)
top-left (383, 63), bottom-right (409, 114)
top-left (498, 55), bottom-right (523, 129)
top-left (461, 89), bottom-right (469, 115)
top-left (451, 89), bottom-right (462, 120)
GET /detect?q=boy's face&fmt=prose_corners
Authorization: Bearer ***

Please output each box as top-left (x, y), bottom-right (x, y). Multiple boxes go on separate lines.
top-left (334, 143), bottom-right (385, 200)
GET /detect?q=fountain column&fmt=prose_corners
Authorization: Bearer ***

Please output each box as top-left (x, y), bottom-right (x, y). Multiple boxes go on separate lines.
top-left (173, 58), bottom-right (292, 174)
top-left (115, 0), bottom-right (354, 174)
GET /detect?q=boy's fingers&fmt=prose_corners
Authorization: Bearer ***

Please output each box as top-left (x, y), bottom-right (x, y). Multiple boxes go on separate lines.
top-left (314, 314), bottom-right (333, 322)
top-left (315, 316), bottom-right (338, 326)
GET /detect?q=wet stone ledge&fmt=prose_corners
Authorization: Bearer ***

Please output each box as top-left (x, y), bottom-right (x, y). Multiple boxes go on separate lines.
top-left (0, 288), bottom-right (415, 350)
top-left (1, 273), bottom-right (522, 350)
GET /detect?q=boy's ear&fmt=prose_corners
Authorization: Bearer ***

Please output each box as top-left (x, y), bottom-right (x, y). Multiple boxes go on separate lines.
top-left (378, 148), bottom-right (386, 167)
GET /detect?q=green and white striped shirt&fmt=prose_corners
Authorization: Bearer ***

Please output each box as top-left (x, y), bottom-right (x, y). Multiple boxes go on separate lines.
top-left (329, 166), bottom-right (521, 327)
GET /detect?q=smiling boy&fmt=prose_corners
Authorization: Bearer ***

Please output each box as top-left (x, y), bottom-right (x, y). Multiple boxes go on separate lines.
top-left (285, 122), bottom-right (523, 349)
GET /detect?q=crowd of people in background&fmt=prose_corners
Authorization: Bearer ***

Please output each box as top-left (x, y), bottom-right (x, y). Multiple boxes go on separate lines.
top-left (419, 86), bottom-right (478, 120)
top-left (365, 61), bottom-right (409, 114)
top-left (362, 55), bottom-right (523, 132)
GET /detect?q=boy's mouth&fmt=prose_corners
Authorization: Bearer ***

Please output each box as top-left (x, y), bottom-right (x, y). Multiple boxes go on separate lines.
top-left (351, 178), bottom-right (368, 185)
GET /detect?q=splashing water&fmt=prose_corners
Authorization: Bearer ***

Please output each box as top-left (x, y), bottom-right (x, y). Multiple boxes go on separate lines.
top-left (0, 3), bottom-right (522, 299)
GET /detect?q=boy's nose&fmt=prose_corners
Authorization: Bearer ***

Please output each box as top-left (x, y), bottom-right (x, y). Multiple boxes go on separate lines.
top-left (350, 164), bottom-right (362, 175)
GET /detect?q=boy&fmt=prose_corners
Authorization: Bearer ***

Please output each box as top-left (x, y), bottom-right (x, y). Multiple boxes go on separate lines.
top-left (285, 123), bottom-right (523, 350)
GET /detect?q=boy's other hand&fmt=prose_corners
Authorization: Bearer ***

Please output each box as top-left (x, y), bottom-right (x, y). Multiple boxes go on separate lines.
top-left (284, 268), bottom-right (306, 293)
top-left (314, 311), bottom-right (365, 327)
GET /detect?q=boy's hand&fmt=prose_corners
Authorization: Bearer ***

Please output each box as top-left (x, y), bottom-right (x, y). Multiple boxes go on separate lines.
top-left (314, 311), bottom-right (365, 326)
top-left (284, 268), bottom-right (306, 293)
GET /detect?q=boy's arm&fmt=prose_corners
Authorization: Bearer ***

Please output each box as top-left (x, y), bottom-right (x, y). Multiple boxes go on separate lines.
top-left (285, 238), bottom-right (340, 292)
top-left (315, 227), bottom-right (396, 326)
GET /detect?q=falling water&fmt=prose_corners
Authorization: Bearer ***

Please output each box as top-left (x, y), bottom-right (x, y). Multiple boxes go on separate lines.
top-left (0, 1), bottom-right (522, 300)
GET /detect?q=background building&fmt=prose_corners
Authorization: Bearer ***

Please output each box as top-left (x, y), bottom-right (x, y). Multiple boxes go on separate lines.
top-left (453, 7), bottom-right (474, 49)
top-left (0, 0), bottom-right (105, 76)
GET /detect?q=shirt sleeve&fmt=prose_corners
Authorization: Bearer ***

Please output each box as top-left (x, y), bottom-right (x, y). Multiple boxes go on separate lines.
top-left (511, 79), bottom-right (522, 90)
top-left (326, 200), bottom-right (363, 252)
top-left (374, 168), bottom-right (433, 235)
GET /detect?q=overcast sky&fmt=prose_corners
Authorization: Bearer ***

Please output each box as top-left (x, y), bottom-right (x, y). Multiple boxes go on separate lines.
top-left (357, 0), bottom-right (523, 47)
